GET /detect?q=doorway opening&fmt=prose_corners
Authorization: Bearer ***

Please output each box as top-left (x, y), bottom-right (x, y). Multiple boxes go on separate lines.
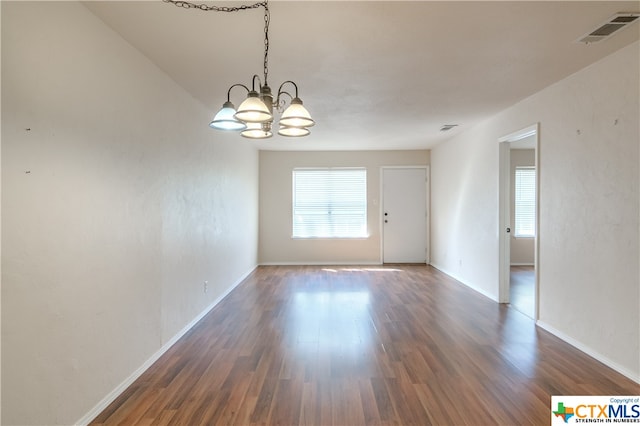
top-left (498, 124), bottom-right (539, 319)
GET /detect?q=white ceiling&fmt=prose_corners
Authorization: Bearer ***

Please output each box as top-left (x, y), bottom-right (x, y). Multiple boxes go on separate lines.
top-left (84, 1), bottom-right (640, 151)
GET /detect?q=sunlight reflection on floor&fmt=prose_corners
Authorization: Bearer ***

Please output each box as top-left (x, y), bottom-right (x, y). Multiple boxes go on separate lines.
top-left (322, 267), bottom-right (403, 273)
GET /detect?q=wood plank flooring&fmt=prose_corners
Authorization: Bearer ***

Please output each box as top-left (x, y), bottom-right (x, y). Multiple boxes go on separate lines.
top-left (91, 265), bottom-right (639, 425)
top-left (510, 265), bottom-right (535, 318)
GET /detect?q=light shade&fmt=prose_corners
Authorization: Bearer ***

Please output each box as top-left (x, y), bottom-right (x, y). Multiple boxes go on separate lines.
top-left (241, 122), bottom-right (273, 139)
top-left (279, 97), bottom-right (315, 128)
top-left (278, 126), bottom-right (310, 137)
top-left (234, 91), bottom-right (273, 123)
top-left (209, 101), bottom-right (246, 130)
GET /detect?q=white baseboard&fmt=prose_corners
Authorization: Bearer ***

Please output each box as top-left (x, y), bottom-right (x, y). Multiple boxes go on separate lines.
top-left (430, 263), bottom-right (498, 302)
top-left (536, 320), bottom-right (640, 384)
top-left (75, 265), bottom-right (257, 426)
top-left (259, 261), bottom-right (382, 266)
top-left (427, 266), bottom-right (639, 384)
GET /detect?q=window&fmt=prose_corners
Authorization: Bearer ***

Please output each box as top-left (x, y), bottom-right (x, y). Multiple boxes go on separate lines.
top-left (514, 166), bottom-right (536, 237)
top-left (292, 168), bottom-right (367, 238)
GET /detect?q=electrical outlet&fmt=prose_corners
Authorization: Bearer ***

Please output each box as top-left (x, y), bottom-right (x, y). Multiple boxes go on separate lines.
top-left (203, 281), bottom-right (208, 293)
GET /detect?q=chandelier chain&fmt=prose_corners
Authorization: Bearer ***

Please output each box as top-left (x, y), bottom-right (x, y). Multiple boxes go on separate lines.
top-left (263, 6), bottom-right (270, 85)
top-left (163, 0), bottom-right (270, 85)
top-left (162, 0), bottom-right (266, 13)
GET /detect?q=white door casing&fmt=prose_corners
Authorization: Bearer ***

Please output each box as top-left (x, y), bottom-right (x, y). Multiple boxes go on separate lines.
top-left (498, 124), bottom-right (540, 319)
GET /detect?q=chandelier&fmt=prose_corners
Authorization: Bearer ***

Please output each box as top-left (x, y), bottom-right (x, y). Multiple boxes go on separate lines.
top-left (164, 0), bottom-right (315, 139)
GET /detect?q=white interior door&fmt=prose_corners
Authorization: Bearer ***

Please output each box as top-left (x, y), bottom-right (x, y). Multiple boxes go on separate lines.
top-left (382, 167), bottom-right (428, 263)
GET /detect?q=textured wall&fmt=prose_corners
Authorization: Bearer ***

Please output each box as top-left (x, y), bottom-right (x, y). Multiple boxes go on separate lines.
top-left (1, 2), bottom-right (258, 424)
top-left (259, 150), bottom-right (429, 265)
top-left (431, 41), bottom-right (639, 380)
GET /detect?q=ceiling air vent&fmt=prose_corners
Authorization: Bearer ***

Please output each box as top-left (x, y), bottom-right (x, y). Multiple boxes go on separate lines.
top-left (578, 13), bottom-right (640, 44)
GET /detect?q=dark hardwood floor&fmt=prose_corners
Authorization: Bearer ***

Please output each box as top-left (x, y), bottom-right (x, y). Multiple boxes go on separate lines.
top-left (510, 265), bottom-right (535, 318)
top-left (91, 265), bottom-right (639, 425)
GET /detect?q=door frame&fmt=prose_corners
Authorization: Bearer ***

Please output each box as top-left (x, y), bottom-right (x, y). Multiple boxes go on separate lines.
top-left (498, 123), bottom-right (539, 319)
top-left (379, 166), bottom-right (430, 264)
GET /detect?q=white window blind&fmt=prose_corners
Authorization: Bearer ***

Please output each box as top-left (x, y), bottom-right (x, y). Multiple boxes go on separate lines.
top-left (292, 168), bottom-right (367, 238)
top-left (515, 166), bottom-right (536, 237)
